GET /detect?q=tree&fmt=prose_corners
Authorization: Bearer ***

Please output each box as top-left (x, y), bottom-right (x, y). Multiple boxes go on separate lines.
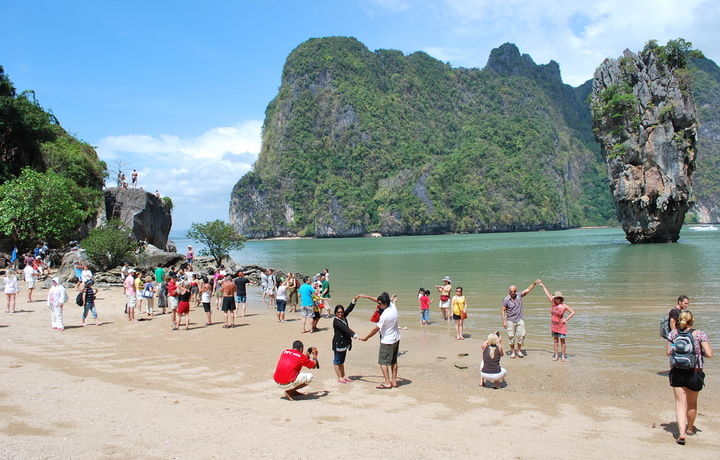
top-left (186, 220), bottom-right (246, 265)
top-left (0, 167), bottom-right (89, 247)
top-left (81, 219), bottom-right (136, 271)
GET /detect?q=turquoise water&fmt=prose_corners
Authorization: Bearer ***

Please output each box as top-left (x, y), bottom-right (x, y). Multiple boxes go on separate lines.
top-left (172, 227), bottom-right (720, 366)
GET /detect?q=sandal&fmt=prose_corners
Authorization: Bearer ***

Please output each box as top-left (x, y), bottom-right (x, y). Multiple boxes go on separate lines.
top-left (376, 384), bottom-right (392, 389)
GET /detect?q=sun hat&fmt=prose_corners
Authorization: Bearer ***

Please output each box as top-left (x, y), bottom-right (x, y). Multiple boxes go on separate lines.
top-left (552, 291), bottom-right (565, 301)
top-left (442, 276), bottom-right (452, 283)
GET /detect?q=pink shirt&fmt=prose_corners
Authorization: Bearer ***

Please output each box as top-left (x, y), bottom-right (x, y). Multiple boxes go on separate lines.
top-left (124, 275), bottom-right (135, 295)
top-left (551, 303), bottom-right (570, 335)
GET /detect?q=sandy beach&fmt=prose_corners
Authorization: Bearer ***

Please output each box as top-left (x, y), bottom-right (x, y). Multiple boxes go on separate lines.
top-left (1, 280), bottom-right (718, 459)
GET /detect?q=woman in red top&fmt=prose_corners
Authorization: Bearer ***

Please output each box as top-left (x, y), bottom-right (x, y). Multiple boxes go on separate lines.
top-left (540, 282), bottom-right (575, 362)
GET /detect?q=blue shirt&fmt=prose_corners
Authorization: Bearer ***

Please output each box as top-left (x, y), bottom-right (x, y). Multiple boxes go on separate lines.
top-left (299, 283), bottom-right (315, 307)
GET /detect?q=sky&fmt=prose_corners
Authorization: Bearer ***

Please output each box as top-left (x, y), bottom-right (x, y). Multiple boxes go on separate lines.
top-left (2, 0), bottom-right (719, 231)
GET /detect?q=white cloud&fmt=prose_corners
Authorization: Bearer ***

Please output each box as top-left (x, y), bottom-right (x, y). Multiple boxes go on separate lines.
top-left (385, 0), bottom-right (720, 86)
top-left (96, 120), bottom-right (262, 230)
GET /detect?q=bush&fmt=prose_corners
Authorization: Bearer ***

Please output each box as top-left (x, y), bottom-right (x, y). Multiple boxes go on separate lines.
top-left (186, 220), bottom-right (246, 265)
top-left (81, 219), bottom-right (135, 271)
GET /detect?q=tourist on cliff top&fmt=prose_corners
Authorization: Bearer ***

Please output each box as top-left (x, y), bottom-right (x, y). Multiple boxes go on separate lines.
top-left (539, 282), bottom-right (576, 362)
top-left (666, 310), bottom-right (713, 445)
top-left (47, 277), bottom-right (68, 330)
top-left (332, 299), bottom-right (359, 383)
top-left (131, 169), bottom-right (138, 188)
top-left (451, 286), bottom-right (468, 340)
top-left (4, 268), bottom-right (19, 313)
top-left (480, 332), bottom-right (507, 389)
top-left (435, 276), bottom-right (452, 321)
top-left (501, 280), bottom-right (540, 358)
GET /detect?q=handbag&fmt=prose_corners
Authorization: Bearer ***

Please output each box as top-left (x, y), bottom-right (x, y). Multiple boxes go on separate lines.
top-left (440, 295), bottom-right (449, 302)
top-left (461, 311), bottom-right (468, 320)
top-left (370, 308), bottom-right (381, 322)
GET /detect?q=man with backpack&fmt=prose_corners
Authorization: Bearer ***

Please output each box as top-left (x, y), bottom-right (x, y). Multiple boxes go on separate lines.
top-left (660, 295), bottom-right (690, 339)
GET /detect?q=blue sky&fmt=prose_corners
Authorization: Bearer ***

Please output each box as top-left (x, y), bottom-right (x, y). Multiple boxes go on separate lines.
top-left (3, 0), bottom-right (719, 231)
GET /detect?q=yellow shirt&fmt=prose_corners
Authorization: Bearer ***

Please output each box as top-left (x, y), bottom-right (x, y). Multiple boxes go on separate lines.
top-left (452, 296), bottom-right (466, 316)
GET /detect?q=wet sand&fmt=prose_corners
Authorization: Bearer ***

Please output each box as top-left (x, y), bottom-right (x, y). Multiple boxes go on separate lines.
top-left (1, 282), bottom-right (718, 459)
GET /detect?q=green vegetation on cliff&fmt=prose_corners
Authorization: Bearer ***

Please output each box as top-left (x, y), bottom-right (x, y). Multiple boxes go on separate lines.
top-left (231, 37), bottom-right (616, 238)
top-left (0, 66), bottom-right (106, 247)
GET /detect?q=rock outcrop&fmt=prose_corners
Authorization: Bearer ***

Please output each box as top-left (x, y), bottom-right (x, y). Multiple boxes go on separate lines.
top-left (591, 42), bottom-right (698, 243)
top-left (103, 188), bottom-right (172, 249)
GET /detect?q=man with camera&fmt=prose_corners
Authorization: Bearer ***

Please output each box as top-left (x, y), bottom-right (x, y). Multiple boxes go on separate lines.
top-left (273, 340), bottom-right (319, 400)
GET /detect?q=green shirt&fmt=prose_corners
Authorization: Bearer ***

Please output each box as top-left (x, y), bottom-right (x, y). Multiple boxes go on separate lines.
top-left (154, 267), bottom-right (166, 283)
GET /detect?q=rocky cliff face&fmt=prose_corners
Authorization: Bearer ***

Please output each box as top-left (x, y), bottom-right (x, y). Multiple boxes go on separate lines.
top-left (230, 38), bottom-right (613, 239)
top-left (103, 188), bottom-right (172, 249)
top-left (591, 42), bottom-right (698, 243)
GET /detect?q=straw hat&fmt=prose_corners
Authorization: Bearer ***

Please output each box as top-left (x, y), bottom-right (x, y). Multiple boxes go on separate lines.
top-left (552, 291), bottom-right (565, 301)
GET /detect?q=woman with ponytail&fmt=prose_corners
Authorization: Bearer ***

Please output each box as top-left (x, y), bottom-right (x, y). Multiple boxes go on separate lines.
top-left (480, 332), bottom-right (507, 389)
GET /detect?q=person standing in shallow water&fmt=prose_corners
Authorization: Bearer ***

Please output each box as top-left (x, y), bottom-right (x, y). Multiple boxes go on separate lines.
top-left (451, 287), bottom-right (467, 340)
top-left (539, 282), bottom-right (575, 361)
top-left (435, 276), bottom-right (452, 321)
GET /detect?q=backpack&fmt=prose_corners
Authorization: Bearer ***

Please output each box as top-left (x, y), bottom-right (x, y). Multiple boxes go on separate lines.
top-left (76, 291), bottom-right (84, 306)
top-left (670, 329), bottom-right (697, 370)
top-left (659, 316), bottom-right (671, 339)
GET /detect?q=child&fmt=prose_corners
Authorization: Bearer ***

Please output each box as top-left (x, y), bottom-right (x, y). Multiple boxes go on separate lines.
top-left (419, 289), bottom-right (431, 325)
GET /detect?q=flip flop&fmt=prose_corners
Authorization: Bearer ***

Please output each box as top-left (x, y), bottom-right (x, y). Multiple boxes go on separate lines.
top-left (376, 384), bottom-right (392, 389)
top-left (676, 437), bottom-right (686, 445)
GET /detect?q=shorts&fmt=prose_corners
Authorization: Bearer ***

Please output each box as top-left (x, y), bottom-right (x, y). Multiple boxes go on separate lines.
top-left (190, 285), bottom-right (199, 295)
top-left (439, 299), bottom-right (450, 309)
top-left (481, 367), bottom-right (508, 383)
top-left (276, 299), bottom-right (287, 312)
top-left (177, 301), bottom-right (190, 315)
top-left (452, 314), bottom-right (462, 320)
top-left (506, 319), bottom-right (526, 345)
top-left (274, 372), bottom-right (313, 391)
top-left (378, 341), bottom-right (400, 366)
top-left (202, 302), bottom-right (211, 313)
top-left (221, 297), bottom-right (236, 312)
top-left (235, 295), bottom-right (247, 303)
top-left (126, 294), bottom-right (137, 309)
top-left (26, 279), bottom-right (36, 289)
top-left (552, 332), bottom-right (566, 339)
top-left (168, 296), bottom-right (179, 310)
top-left (333, 350), bottom-right (347, 365)
top-left (669, 368), bottom-right (705, 392)
top-left (301, 305), bottom-right (313, 318)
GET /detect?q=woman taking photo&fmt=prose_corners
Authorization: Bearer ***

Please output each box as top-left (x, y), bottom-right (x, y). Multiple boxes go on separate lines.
top-left (480, 332), bottom-right (507, 389)
top-left (666, 310), bottom-right (713, 445)
top-left (331, 297), bottom-right (359, 383)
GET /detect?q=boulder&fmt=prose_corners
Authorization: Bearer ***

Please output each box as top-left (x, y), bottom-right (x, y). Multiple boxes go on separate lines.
top-left (103, 187), bottom-right (172, 250)
top-left (135, 244), bottom-right (185, 271)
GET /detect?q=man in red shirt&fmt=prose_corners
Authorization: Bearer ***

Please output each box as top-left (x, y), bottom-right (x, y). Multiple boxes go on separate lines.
top-left (273, 340), bottom-right (319, 400)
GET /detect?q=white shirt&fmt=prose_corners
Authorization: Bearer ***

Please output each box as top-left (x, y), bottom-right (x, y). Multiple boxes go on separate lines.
top-left (377, 303), bottom-right (401, 344)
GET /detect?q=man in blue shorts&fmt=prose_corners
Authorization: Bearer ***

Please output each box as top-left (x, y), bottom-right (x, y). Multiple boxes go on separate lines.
top-left (233, 271), bottom-right (254, 318)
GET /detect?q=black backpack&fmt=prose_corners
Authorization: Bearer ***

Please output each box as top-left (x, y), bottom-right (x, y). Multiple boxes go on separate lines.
top-left (659, 316), bottom-right (671, 339)
top-left (76, 291), bottom-right (84, 306)
top-left (670, 328), bottom-right (697, 370)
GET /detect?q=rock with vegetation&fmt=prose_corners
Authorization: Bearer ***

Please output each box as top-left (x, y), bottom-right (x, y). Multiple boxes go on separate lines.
top-left (591, 39), bottom-right (699, 243)
top-left (103, 187), bottom-right (172, 250)
top-left (230, 37), bottom-right (614, 238)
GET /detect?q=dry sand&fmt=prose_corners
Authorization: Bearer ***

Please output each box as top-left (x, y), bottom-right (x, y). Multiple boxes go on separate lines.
top-left (1, 280), bottom-right (718, 459)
